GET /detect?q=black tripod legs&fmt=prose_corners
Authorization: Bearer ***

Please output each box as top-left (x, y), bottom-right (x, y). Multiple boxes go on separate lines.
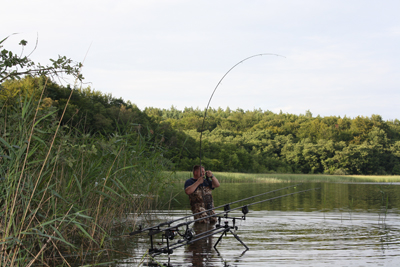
top-left (230, 229), bottom-right (249, 250)
top-left (213, 228), bottom-right (249, 251)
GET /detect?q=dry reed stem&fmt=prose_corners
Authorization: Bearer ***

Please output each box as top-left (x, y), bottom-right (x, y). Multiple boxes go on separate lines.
top-left (4, 83), bottom-right (73, 266)
top-left (91, 146), bottom-right (124, 239)
top-left (2, 44), bottom-right (87, 267)
top-left (25, 149), bottom-right (59, 233)
top-left (6, 77), bottom-right (49, 266)
top-left (25, 205), bottom-right (74, 267)
top-left (19, 85), bottom-right (73, 253)
top-left (50, 239), bottom-right (72, 267)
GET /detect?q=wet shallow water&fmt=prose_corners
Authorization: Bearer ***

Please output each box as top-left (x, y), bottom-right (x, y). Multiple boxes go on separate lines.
top-left (118, 209), bottom-right (400, 266)
top-left (113, 183), bottom-right (400, 266)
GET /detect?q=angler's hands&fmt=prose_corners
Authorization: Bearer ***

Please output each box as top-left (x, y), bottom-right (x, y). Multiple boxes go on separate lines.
top-left (185, 174), bottom-right (204, 195)
top-left (207, 170), bottom-right (220, 189)
top-left (185, 167), bottom-right (218, 195)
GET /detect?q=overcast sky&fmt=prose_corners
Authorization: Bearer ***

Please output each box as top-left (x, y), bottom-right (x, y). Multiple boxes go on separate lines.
top-left (2, 0), bottom-right (400, 120)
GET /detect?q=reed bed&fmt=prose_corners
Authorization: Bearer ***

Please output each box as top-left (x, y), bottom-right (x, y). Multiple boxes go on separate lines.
top-left (0, 90), bottom-right (173, 266)
top-left (171, 171), bottom-right (400, 183)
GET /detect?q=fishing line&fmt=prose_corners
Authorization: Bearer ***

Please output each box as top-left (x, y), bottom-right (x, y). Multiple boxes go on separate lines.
top-left (137, 187), bottom-right (317, 237)
top-left (198, 53), bottom-right (285, 167)
top-left (129, 183), bottom-right (300, 235)
top-left (143, 187), bottom-right (320, 257)
top-left (191, 187), bottom-right (318, 225)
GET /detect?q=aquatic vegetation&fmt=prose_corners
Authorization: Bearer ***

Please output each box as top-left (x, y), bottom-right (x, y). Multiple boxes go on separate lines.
top-left (0, 88), bottom-right (173, 266)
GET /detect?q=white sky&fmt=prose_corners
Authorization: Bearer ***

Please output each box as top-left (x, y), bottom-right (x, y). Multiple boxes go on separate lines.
top-left (2, 0), bottom-right (400, 120)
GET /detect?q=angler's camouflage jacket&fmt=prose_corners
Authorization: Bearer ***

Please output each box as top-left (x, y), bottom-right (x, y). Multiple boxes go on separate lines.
top-left (185, 179), bottom-right (217, 223)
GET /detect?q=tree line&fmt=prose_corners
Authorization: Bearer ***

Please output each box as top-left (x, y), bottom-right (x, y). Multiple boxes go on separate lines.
top-left (145, 106), bottom-right (400, 175)
top-left (2, 76), bottom-right (400, 175)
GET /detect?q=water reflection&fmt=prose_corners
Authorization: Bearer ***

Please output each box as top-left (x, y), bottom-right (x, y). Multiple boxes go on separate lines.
top-left (167, 182), bottom-right (400, 213)
top-left (115, 182), bottom-right (400, 266)
top-left (184, 223), bottom-right (216, 267)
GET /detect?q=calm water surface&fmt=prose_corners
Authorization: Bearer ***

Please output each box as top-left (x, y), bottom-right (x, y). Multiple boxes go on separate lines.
top-left (114, 182), bottom-right (400, 266)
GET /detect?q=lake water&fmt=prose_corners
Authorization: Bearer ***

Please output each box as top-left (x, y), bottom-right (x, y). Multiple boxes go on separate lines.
top-left (113, 182), bottom-right (400, 266)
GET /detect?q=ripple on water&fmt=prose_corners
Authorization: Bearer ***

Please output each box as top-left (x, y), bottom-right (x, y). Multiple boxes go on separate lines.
top-left (116, 209), bottom-right (400, 266)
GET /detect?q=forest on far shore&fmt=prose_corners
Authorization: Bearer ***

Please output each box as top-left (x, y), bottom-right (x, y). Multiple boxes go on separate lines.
top-left (2, 76), bottom-right (400, 175)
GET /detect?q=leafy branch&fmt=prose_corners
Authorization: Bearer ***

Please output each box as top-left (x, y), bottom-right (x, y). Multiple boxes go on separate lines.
top-left (0, 35), bottom-right (83, 83)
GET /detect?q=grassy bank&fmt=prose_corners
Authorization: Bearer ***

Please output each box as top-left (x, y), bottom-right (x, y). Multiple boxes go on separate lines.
top-left (171, 171), bottom-right (400, 183)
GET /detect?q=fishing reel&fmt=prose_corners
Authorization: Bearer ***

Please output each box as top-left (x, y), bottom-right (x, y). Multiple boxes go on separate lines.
top-left (204, 170), bottom-right (214, 181)
top-left (183, 228), bottom-right (195, 241)
top-left (129, 184), bottom-right (318, 258)
top-left (163, 229), bottom-right (177, 241)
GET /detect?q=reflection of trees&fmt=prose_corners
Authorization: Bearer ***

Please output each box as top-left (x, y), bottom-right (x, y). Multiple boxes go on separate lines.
top-left (184, 223), bottom-right (216, 267)
top-left (174, 182), bottom-right (400, 213)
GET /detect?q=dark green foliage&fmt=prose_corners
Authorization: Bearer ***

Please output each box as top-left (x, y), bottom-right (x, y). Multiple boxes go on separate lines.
top-left (2, 79), bottom-right (400, 175)
top-left (146, 107), bottom-right (400, 175)
top-left (43, 83), bottom-right (154, 136)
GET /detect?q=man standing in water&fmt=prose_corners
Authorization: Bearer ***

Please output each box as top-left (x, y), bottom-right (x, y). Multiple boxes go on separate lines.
top-left (184, 165), bottom-right (220, 223)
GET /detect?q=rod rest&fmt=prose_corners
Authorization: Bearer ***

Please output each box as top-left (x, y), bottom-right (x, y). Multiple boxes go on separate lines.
top-left (149, 248), bottom-right (173, 255)
top-left (224, 204), bottom-right (231, 211)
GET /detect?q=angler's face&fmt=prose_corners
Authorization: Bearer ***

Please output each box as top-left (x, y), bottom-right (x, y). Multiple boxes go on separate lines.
top-left (194, 167), bottom-right (205, 178)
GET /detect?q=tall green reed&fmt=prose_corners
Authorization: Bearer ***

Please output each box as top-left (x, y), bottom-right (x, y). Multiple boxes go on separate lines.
top-left (0, 86), bottom-right (173, 266)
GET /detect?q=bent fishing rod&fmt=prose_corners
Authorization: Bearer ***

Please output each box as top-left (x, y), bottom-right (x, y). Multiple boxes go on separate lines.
top-left (195, 53), bottom-right (285, 225)
top-left (130, 54), bottom-right (290, 258)
top-left (129, 183), bottom-right (300, 236)
top-left (198, 53), bottom-right (285, 167)
top-left (129, 54), bottom-right (284, 237)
